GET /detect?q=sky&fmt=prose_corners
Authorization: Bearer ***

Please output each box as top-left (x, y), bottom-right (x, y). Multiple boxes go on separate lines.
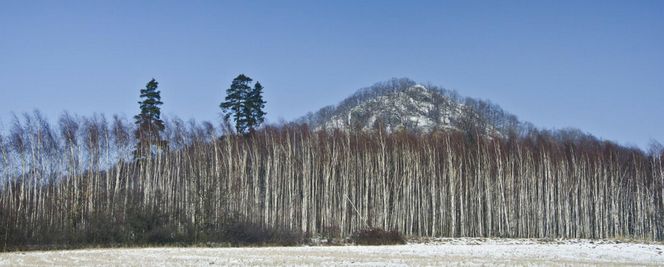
top-left (0, 0), bottom-right (662, 149)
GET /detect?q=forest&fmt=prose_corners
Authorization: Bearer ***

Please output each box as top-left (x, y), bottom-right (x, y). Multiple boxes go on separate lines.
top-left (0, 77), bottom-right (662, 251)
top-left (0, 111), bottom-right (662, 251)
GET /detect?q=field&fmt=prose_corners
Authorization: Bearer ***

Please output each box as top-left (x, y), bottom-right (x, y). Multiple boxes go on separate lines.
top-left (1, 238), bottom-right (663, 266)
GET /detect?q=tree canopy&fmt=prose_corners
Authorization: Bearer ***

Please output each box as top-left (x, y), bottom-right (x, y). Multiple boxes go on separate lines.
top-left (220, 74), bottom-right (267, 134)
top-left (134, 78), bottom-right (165, 158)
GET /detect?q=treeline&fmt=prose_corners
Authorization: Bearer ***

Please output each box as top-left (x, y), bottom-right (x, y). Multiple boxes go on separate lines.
top-left (0, 111), bottom-right (662, 250)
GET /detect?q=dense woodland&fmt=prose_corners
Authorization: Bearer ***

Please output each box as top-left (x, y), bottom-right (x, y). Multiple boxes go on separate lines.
top-left (0, 110), bottom-right (663, 250)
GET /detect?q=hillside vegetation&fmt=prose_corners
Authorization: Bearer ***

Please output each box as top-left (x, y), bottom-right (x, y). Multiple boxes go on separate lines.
top-left (299, 78), bottom-right (523, 136)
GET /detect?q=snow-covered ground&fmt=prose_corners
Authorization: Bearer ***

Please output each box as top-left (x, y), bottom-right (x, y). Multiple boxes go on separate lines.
top-left (1, 238), bottom-right (663, 266)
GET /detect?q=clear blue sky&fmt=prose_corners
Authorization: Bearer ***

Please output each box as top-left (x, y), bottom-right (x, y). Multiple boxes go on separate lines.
top-left (1, 1), bottom-right (662, 148)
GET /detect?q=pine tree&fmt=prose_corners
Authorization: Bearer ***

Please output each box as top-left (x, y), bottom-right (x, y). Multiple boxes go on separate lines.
top-left (220, 74), bottom-right (252, 134)
top-left (245, 81), bottom-right (267, 132)
top-left (134, 78), bottom-right (165, 159)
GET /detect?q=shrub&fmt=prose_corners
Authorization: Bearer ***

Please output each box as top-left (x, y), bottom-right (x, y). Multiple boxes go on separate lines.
top-left (321, 225), bottom-right (342, 244)
top-left (222, 216), bottom-right (302, 246)
top-left (351, 228), bottom-right (405, 245)
top-left (125, 204), bottom-right (175, 244)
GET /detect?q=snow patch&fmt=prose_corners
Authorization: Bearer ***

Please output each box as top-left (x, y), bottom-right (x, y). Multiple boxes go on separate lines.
top-left (2, 239), bottom-right (663, 266)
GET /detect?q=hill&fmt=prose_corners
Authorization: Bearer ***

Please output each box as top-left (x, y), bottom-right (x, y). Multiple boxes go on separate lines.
top-left (299, 78), bottom-right (526, 136)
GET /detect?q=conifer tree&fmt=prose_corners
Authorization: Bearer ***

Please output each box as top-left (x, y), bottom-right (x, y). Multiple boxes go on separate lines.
top-left (220, 74), bottom-right (252, 134)
top-left (245, 81), bottom-right (267, 132)
top-left (134, 78), bottom-right (165, 158)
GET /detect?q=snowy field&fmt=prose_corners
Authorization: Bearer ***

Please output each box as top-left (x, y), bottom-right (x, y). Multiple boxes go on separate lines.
top-left (1, 238), bottom-right (663, 266)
